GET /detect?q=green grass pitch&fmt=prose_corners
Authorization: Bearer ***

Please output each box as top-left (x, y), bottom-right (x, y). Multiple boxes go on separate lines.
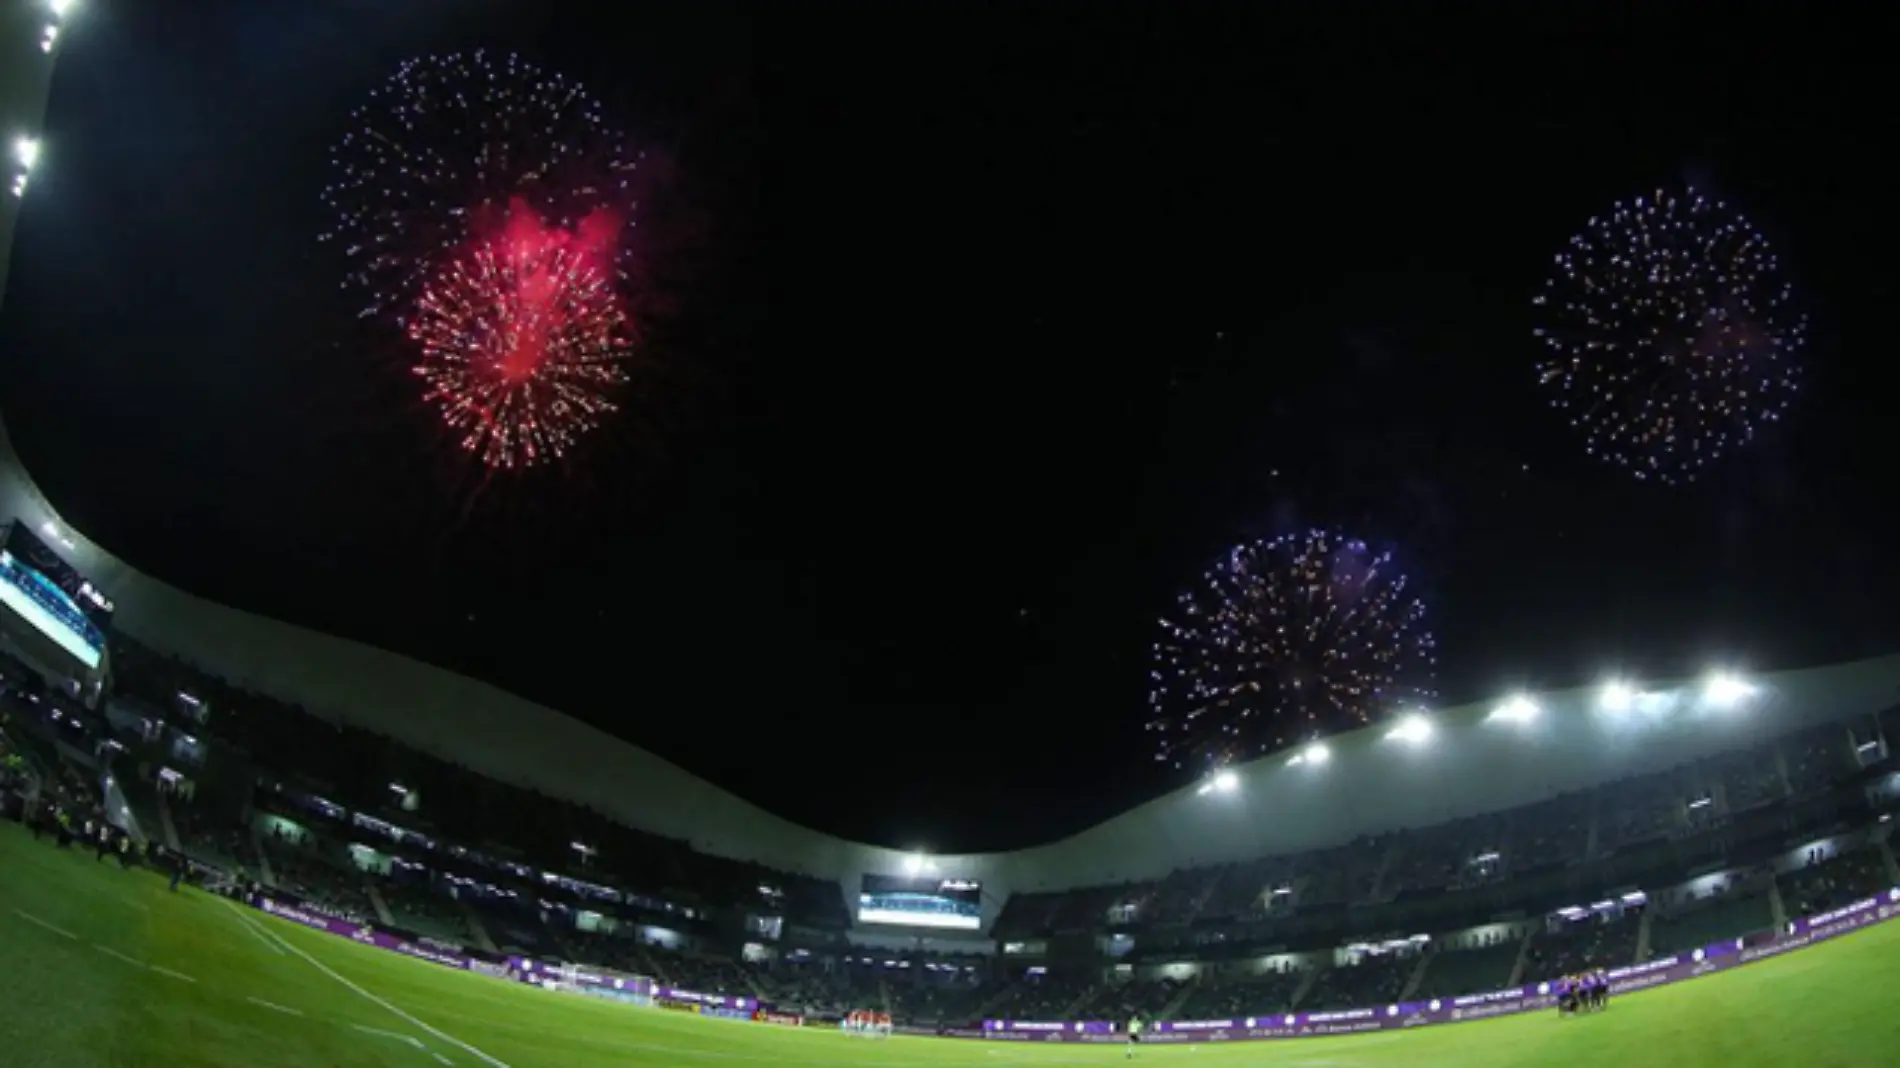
top-left (2, 824), bottom-right (1896, 1067)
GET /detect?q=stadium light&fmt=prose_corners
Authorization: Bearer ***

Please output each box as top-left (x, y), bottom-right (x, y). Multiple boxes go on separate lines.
top-left (1490, 694), bottom-right (1539, 724)
top-left (1599, 679), bottom-right (1636, 713)
top-left (1385, 712), bottom-right (1432, 745)
top-left (902, 853), bottom-right (935, 876)
top-left (1702, 671), bottom-right (1755, 709)
top-left (14, 137), bottom-right (39, 172)
top-left (1303, 742), bottom-right (1329, 765)
top-left (1213, 769), bottom-right (1239, 793)
top-left (51, 0), bottom-right (78, 18)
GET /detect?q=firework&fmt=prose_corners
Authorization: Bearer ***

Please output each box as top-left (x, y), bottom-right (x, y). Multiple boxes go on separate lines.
top-left (321, 50), bottom-right (640, 322)
top-left (408, 205), bottom-right (633, 469)
top-left (1147, 530), bottom-right (1437, 771)
top-left (1532, 187), bottom-right (1805, 485)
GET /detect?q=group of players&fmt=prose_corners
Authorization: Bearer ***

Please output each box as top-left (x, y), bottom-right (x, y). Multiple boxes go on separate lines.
top-left (843, 1010), bottom-right (892, 1038)
top-left (1557, 969), bottom-right (1612, 1015)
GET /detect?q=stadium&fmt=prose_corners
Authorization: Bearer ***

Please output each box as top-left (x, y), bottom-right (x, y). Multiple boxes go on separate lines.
top-left (6, 5), bottom-right (1900, 1067)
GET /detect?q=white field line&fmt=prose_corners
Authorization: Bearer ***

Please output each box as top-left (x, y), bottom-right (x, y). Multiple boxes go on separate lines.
top-left (93, 943), bottom-right (145, 966)
top-left (222, 900), bottom-right (508, 1068)
top-left (90, 941), bottom-right (195, 981)
top-left (354, 1024), bottom-right (425, 1048)
top-left (226, 906), bottom-right (287, 955)
top-left (11, 908), bottom-right (78, 940)
top-left (246, 997), bottom-right (305, 1017)
top-left (150, 963), bottom-right (198, 983)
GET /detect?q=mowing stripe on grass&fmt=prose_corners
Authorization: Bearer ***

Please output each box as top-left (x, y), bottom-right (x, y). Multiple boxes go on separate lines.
top-left (11, 908), bottom-right (78, 940)
top-left (246, 997), bottom-right (305, 1017)
top-left (223, 900), bottom-right (508, 1068)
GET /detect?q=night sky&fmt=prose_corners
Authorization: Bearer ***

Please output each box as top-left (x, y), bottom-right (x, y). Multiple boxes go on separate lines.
top-left (2, 3), bottom-right (1894, 852)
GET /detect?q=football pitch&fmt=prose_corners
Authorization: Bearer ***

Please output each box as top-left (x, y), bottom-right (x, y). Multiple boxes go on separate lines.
top-left (1, 825), bottom-right (1896, 1067)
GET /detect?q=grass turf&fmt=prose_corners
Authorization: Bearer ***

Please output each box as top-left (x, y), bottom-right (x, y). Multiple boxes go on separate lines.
top-left (2, 823), bottom-right (1897, 1066)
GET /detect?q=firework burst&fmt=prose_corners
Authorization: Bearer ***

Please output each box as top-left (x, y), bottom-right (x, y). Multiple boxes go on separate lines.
top-left (1533, 186), bottom-right (1806, 485)
top-left (321, 50), bottom-right (640, 323)
top-left (1147, 530), bottom-right (1437, 772)
top-left (408, 206), bottom-right (633, 470)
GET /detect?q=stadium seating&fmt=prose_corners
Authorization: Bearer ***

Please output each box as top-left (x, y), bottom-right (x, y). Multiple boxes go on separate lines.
top-left (1302, 951), bottom-right (1416, 1011)
top-left (1174, 967), bottom-right (1304, 1018)
top-left (1522, 911), bottom-right (1641, 982)
top-left (36, 629), bottom-right (1887, 1026)
top-left (983, 972), bottom-right (1095, 1022)
top-left (1412, 937), bottom-right (1521, 1000)
top-left (1779, 846), bottom-right (1892, 918)
top-left (1649, 888), bottom-right (1776, 954)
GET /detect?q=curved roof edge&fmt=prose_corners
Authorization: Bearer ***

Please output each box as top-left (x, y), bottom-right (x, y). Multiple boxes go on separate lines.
top-left (8, 424), bottom-right (1900, 904)
top-left (0, 424), bottom-right (906, 880)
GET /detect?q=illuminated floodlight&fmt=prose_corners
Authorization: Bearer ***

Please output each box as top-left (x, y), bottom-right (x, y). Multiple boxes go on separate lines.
top-left (1213, 769), bottom-right (1240, 793)
top-left (1385, 712), bottom-right (1432, 745)
top-left (1303, 742), bottom-right (1330, 765)
top-left (51, 0), bottom-right (77, 19)
top-left (43, 26), bottom-right (59, 53)
top-left (1702, 671), bottom-right (1755, 708)
top-left (14, 137), bottom-right (40, 172)
top-left (1490, 694), bottom-right (1539, 724)
top-left (902, 853), bottom-right (935, 876)
top-left (1600, 679), bottom-right (1636, 713)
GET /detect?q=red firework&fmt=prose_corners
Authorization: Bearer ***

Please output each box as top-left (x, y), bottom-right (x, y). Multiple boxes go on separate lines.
top-left (409, 202), bottom-right (634, 470)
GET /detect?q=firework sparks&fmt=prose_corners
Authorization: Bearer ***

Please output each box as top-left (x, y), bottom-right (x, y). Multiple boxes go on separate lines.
top-left (1533, 187), bottom-right (1806, 484)
top-left (321, 50), bottom-right (640, 324)
top-left (1147, 530), bottom-right (1437, 772)
top-left (408, 205), bottom-right (633, 470)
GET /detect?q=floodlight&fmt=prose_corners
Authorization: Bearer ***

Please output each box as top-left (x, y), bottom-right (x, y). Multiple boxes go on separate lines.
top-left (903, 853), bottom-right (934, 876)
top-left (1303, 742), bottom-right (1330, 765)
top-left (1385, 712), bottom-right (1432, 744)
top-left (1600, 679), bottom-right (1635, 712)
top-left (1491, 694), bottom-right (1539, 724)
top-left (1702, 671), bottom-right (1754, 708)
top-left (14, 137), bottom-right (40, 172)
top-left (1212, 770), bottom-right (1240, 793)
top-left (51, 0), bottom-right (77, 19)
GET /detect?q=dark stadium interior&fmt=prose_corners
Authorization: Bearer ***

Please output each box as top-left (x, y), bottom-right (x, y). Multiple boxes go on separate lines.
top-left (5, 2), bottom-right (1900, 1060)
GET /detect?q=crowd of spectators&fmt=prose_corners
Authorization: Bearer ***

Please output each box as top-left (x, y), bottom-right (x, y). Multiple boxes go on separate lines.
top-left (982, 971), bottom-right (1095, 1022)
top-left (1302, 951), bottom-right (1415, 1011)
top-left (1779, 845), bottom-right (1893, 918)
top-left (1174, 967), bottom-right (1305, 1019)
top-left (1413, 935), bottom-right (1522, 1000)
top-left (1522, 911), bottom-right (1642, 982)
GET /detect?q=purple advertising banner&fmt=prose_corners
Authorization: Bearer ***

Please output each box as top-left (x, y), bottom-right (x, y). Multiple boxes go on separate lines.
top-left (655, 986), bottom-right (754, 1011)
top-left (252, 896), bottom-right (512, 981)
top-left (983, 885), bottom-right (1900, 1044)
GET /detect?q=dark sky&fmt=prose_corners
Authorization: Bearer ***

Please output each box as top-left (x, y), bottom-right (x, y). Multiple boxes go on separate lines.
top-left (2, 3), bottom-right (1894, 852)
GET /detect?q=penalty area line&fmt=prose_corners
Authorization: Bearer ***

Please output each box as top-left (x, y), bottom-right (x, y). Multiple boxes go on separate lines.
top-left (222, 900), bottom-right (507, 1068)
top-left (247, 997), bottom-right (305, 1017)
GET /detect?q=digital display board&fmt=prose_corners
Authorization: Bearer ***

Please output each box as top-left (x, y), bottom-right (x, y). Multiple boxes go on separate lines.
top-left (0, 522), bottom-right (110, 671)
top-left (858, 874), bottom-right (982, 931)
